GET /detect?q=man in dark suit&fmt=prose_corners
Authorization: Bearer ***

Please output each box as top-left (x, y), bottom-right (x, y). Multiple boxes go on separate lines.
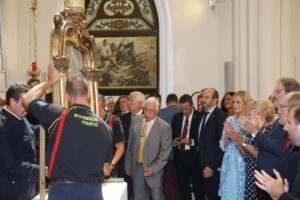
top-left (125, 97), bottom-right (172, 200)
top-left (198, 88), bottom-right (227, 200)
top-left (239, 77), bottom-right (300, 175)
top-left (121, 91), bottom-right (145, 142)
top-left (172, 94), bottom-right (202, 200)
top-left (159, 93), bottom-right (181, 200)
top-left (0, 84), bottom-right (39, 200)
top-left (275, 92), bottom-right (300, 191)
top-left (255, 104), bottom-right (300, 200)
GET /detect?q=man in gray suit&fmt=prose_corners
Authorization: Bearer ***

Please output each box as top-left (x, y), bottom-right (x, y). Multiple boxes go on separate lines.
top-left (125, 97), bottom-right (172, 200)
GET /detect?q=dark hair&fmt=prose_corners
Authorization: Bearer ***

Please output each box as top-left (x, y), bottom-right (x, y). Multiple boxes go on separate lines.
top-left (278, 77), bottom-right (300, 93)
top-left (166, 93), bottom-right (178, 104)
top-left (221, 92), bottom-right (235, 113)
top-left (119, 95), bottom-right (129, 101)
top-left (66, 76), bottom-right (88, 98)
top-left (113, 99), bottom-right (121, 115)
top-left (27, 78), bottom-right (40, 86)
top-left (179, 94), bottom-right (193, 105)
top-left (6, 83), bottom-right (30, 105)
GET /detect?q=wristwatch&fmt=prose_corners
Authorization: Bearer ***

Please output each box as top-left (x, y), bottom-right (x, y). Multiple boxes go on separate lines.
top-left (110, 163), bottom-right (116, 168)
top-left (252, 130), bottom-right (258, 138)
top-left (242, 142), bottom-right (247, 147)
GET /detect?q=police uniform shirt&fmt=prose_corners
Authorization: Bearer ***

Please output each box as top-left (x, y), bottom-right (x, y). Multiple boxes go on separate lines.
top-left (28, 99), bottom-right (113, 182)
top-left (0, 108), bottom-right (39, 180)
top-left (0, 108), bottom-right (39, 200)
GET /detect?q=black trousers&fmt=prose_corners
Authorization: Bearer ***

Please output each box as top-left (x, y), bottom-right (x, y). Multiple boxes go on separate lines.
top-left (175, 159), bottom-right (202, 200)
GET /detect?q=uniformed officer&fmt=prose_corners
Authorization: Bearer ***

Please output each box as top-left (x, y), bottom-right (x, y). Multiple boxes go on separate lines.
top-left (0, 83), bottom-right (39, 200)
top-left (22, 64), bottom-right (113, 200)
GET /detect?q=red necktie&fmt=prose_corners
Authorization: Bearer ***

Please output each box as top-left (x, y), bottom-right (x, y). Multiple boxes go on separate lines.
top-left (283, 136), bottom-right (290, 153)
top-left (180, 116), bottom-right (189, 151)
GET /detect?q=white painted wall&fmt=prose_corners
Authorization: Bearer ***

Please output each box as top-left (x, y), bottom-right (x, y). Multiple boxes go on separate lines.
top-left (292, 0), bottom-right (300, 80)
top-left (169, 0), bottom-right (232, 97)
top-left (2, 0), bottom-right (57, 86)
top-left (1, 0), bottom-right (299, 101)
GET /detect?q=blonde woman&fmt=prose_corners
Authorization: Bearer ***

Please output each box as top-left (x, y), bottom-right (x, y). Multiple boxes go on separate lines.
top-left (219, 91), bottom-right (251, 200)
top-left (233, 100), bottom-right (276, 200)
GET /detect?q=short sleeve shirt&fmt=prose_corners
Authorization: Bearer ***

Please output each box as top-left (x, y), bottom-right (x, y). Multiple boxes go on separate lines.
top-left (28, 99), bottom-right (113, 182)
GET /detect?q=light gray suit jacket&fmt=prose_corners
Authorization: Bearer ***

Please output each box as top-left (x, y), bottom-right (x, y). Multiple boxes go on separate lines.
top-left (125, 115), bottom-right (172, 188)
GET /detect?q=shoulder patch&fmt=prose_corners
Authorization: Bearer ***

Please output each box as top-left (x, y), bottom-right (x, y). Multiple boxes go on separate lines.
top-left (36, 100), bottom-right (48, 108)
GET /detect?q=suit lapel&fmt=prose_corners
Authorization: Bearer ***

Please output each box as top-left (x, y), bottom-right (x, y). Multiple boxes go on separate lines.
top-left (190, 111), bottom-right (198, 134)
top-left (134, 116), bottom-right (144, 153)
top-left (201, 107), bottom-right (218, 133)
top-left (177, 113), bottom-right (184, 138)
top-left (294, 163), bottom-right (300, 195)
top-left (276, 145), bottom-right (294, 171)
top-left (144, 118), bottom-right (157, 148)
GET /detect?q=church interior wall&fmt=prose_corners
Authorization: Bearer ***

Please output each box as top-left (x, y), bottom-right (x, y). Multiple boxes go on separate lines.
top-left (0, 0), bottom-right (299, 102)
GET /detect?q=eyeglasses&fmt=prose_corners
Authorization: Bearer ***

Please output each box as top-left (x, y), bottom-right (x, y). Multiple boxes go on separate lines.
top-left (273, 89), bottom-right (285, 95)
top-left (277, 104), bottom-right (289, 109)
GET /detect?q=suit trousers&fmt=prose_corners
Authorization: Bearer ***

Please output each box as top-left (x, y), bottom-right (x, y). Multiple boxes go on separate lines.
top-left (176, 158), bottom-right (202, 200)
top-left (132, 163), bottom-right (164, 200)
top-left (199, 171), bottom-right (221, 200)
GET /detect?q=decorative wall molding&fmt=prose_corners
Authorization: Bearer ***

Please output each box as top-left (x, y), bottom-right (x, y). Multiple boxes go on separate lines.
top-left (154, 0), bottom-right (174, 101)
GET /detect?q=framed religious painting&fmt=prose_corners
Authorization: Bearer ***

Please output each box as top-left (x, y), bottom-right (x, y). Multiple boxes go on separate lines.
top-left (94, 36), bottom-right (158, 95)
top-left (85, 0), bottom-right (159, 95)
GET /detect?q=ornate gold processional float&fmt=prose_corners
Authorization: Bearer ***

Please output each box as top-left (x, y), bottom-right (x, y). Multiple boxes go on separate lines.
top-left (37, 1), bottom-right (100, 199)
top-left (50, 0), bottom-right (100, 114)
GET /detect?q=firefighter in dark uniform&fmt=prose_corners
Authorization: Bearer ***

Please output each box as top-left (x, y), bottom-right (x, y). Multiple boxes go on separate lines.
top-left (22, 64), bottom-right (113, 200)
top-left (0, 83), bottom-right (39, 200)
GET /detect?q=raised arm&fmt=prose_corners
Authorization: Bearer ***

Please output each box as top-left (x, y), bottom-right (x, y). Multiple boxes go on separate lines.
top-left (22, 63), bottom-right (62, 109)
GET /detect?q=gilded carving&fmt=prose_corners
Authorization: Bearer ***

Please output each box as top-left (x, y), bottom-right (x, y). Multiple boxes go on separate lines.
top-left (50, 0), bottom-right (99, 114)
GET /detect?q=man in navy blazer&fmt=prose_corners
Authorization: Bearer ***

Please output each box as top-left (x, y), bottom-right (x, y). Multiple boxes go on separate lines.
top-left (172, 94), bottom-right (202, 200)
top-left (198, 88), bottom-right (227, 200)
top-left (0, 84), bottom-right (39, 200)
top-left (255, 104), bottom-right (300, 200)
top-left (275, 92), bottom-right (300, 192)
top-left (239, 77), bottom-right (300, 175)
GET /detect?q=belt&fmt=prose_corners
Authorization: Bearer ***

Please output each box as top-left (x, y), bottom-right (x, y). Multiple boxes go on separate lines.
top-left (51, 179), bottom-right (77, 184)
top-left (52, 179), bottom-right (101, 185)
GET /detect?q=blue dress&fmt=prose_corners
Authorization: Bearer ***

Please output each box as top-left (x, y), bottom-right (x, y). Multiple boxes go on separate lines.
top-left (219, 116), bottom-right (246, 200)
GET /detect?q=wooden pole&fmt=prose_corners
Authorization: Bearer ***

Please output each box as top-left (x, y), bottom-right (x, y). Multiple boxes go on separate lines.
top-left (39, 128), bottom-right (46, 200)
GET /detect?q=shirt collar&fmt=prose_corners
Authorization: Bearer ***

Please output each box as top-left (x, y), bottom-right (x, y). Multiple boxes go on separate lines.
top-left (205, 106), bottom-right (216, 113)
top-left (185, 109), bottom-right (194, 119)
top-left (136, 109), bottom-right (143, 116)
top-left (3, 106), bottom-right (22, 120)
top-left (144, 117), bottom-right (156, 126)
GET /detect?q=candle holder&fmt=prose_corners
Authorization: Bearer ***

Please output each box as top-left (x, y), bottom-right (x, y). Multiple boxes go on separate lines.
top-left (27, 61), bottom-right (41, 78)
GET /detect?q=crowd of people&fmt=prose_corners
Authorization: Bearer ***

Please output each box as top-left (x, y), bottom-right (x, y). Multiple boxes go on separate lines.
top-left (0, 63), bottom-right (300, 200)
